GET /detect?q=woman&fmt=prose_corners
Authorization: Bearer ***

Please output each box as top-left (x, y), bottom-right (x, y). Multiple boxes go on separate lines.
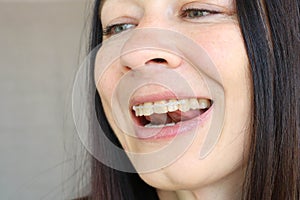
top-left (78, 0), bottom-right (299, 199)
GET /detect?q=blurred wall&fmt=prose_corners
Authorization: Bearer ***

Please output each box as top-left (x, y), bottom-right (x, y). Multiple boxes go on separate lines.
top-left (0, 1), bottom-right (91, 199)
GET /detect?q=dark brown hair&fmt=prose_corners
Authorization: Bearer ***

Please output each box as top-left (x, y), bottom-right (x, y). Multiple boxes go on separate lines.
top-left (83, 0), bottom-right (300, 199)
top-left (237, 0), bottom-right (299, 199)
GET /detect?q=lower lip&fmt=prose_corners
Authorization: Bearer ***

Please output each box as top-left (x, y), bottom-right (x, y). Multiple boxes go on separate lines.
top-left (132, 106), bottom-right (213, 140)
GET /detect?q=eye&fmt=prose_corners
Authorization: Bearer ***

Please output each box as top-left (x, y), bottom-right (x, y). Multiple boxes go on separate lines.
top-left (180, 8), bottom-right (219, 19)
top-left (103, 23), bottom-right (136, 36)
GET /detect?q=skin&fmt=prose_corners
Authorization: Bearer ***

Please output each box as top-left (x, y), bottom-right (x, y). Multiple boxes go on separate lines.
top-left (96, 0), bottom-right (251, 199)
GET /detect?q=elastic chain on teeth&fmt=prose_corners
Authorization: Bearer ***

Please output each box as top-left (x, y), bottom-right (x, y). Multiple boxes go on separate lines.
top-left (133, 98), bottom-right (211, 117)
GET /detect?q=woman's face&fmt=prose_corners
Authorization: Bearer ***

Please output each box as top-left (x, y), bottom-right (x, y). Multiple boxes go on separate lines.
top-left (96, 0), bottom-right (251, 198)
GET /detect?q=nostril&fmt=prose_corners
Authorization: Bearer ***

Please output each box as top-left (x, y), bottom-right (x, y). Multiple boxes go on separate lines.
top-left (146, 58), bottom-right (167, 65)
top-left (153, 58), bottom-right (167, 63)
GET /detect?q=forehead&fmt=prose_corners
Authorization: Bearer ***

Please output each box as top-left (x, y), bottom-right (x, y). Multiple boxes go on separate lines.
top-left (100, 0), bottom-right (145, 10)
top-left (100, 0), bottom-right (235, 9)
top-left (99, 0), bottom-right (236, 23)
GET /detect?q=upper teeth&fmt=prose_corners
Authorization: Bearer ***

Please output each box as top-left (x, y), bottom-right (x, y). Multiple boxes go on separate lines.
top-left (133, 98), bottom-right (211, 117)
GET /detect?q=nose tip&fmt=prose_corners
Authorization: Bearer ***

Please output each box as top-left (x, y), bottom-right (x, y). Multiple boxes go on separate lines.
top-left (120, 49), bottom-right (182, 70)
top-left (118, 29), bottom-right (184, 70)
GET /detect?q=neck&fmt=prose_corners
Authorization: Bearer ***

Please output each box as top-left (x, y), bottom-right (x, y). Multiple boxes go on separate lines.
top-left (157, 167), bottom-right (244, 200)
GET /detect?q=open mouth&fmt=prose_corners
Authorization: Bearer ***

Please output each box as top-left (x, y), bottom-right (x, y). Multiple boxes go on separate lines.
top-left (132, 98), bottom-right (212, 128)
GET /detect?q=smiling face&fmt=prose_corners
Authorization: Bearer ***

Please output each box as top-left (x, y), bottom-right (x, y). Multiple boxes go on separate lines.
top-left (95, 0), bottom-right (251, 199)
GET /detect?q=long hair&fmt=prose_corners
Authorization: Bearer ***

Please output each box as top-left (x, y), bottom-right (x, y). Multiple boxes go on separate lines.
top-left (87, 1), bottom-right (159, 199)
top-left (85, 0), bottom-right (300, 199)
top-left (236, 0), bottom-right (299, 199)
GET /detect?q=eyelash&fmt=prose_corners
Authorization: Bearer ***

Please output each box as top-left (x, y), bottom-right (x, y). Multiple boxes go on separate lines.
top-left (103, 23), bottom-right (136, 36)
top-left (103, 8), bottom-right (219, 37)
top-left (180, 8), bottom-right (219, 19)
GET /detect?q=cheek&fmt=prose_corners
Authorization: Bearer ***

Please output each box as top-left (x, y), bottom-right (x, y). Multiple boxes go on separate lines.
top-left (95, 62), bottom-right (135, 149)
top-left (95, 63), bottom-right (122, 107)
top-left (209, 28), bottom-right (251, 125)
top-left (192, 23), bottom-right (251, 126)
top-left (203, 26), bottom-right (251, 164)
top-left (195, 24), bottom-right (248, 72)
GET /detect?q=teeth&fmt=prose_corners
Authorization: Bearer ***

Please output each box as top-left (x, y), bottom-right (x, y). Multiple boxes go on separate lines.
top-left (133, 98), bottom-right (212, 117)
top-left (145, 122), bottom-right (176, 128)
top-left (198, 99), bottom-right (211, 109)
top-left (189, 98), bottom-right (200, 110)
top-left (178, 99), bottom-right (190, 112)
top-left (143, 102), bottom-right (154, 116)
top-left (133, 106), bottom-right (143, 116)
top-left (153, 100), bottom-right (168, 114)
top-left (168, 99), bottom-right (178, 112)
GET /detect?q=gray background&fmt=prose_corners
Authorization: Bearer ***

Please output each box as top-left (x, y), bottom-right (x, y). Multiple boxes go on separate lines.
top-left (0, 0), bottom-right (91, 199)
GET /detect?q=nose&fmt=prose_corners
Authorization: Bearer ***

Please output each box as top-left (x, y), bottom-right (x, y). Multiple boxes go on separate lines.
top-left (120, 49), bottom-right (182, 69)
top-left (119, 30), bottom-right (182, 70)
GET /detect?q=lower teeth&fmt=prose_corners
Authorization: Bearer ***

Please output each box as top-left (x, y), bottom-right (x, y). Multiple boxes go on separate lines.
top-left (144, 122), bottom-right (176, 128)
